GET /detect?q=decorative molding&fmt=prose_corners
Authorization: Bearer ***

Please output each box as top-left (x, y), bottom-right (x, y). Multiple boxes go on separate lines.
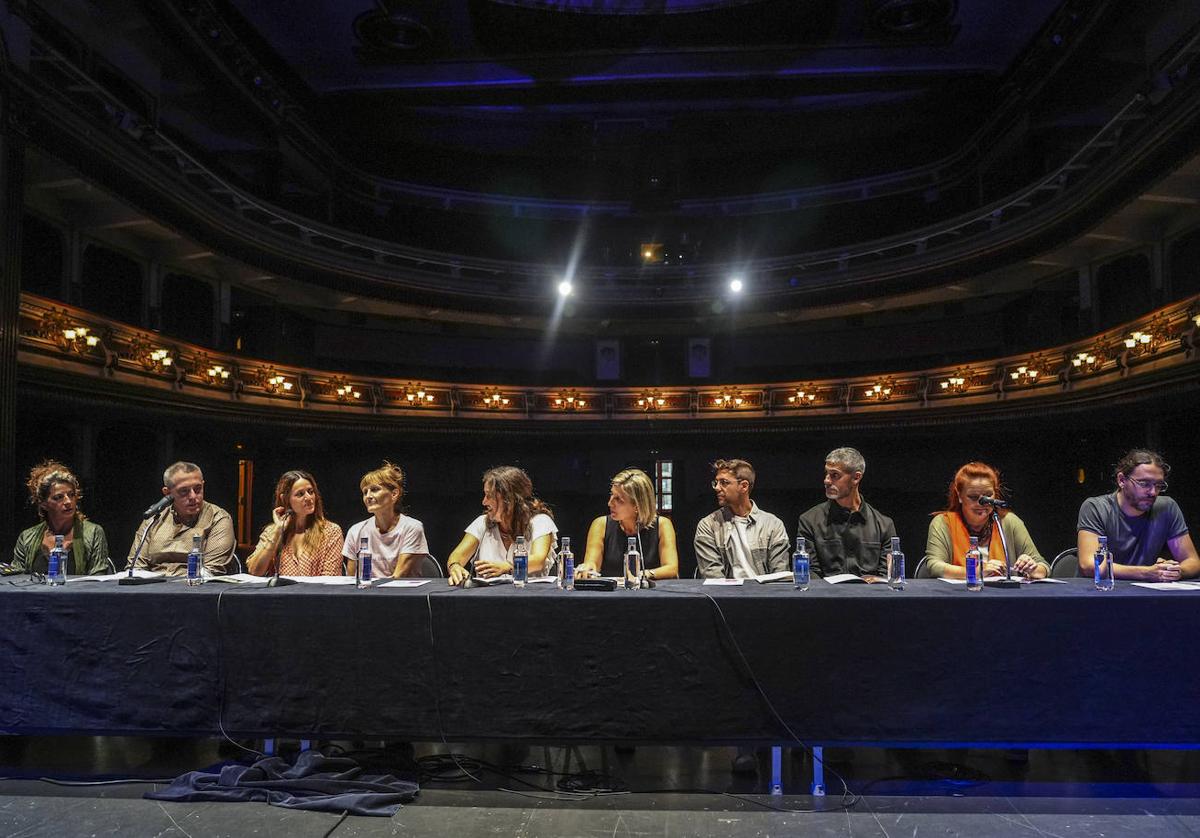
top-left (17, 292), bottom-right (1200, 428)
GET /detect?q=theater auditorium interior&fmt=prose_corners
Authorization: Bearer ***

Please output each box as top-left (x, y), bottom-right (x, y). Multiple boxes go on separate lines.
top-left (2, 0), bottom-right (1200, 834)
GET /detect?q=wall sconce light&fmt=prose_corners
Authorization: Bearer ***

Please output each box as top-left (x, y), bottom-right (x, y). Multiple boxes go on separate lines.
top-left (131, 337), bottom-right (174, 372)
top-left (714, 389), bottom-right (745, 409)
top-left (1009, 355), bottom-right (1044, 386)
top-left (206, 363), bottom-right (232, 384)
top-left (1123, 316), bottom-right (1166, 357)
top-left (866, 379), bottom-right (893, 401)
top-left (332, 376), bottom-right (362, 401)
top-left (787, 387), bottom-right (817, 406)
top-left (61, 325), bottom-right (100, 352)
top-left (403, 383), bottom-right (435, 405)
top-left (263, 367), bottom-right (293, 394)
top-left (1071, 349), bottom-right (1103, 373)
top-left (482, 388), bottom-right (510, 409)
top-left (637, 390), bottom-right (667, 411)
top-left (940, 370), bottom-right (970, 394)
top-left (553, 390), bottom-right (587, 410)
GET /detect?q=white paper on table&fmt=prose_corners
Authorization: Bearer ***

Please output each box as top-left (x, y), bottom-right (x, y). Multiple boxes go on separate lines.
top-left (823, 573), bottom-right (867, 584)
top-left (527, 576), bottom-right (559, 584)
top-left (703, 578), bottom-right (744, 586)
top-left (379, 579), bottom-right (432, 588)
top-left (938, 578), bottom-right (967, 585)
top-left (1025, 577), bottom-right (1067, 584)
top-left (753, 571), bottom-right (793, 584)
top-left (74, 569), bottom-right (164, 582)
top-left (281, 575), bottom-right (358, 585)
top-left (1131, 582), bottom-right (1200, 591)
top-left (207, 573), bottom-right (269, 585)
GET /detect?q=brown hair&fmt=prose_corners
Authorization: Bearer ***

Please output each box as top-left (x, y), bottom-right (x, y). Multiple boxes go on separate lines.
top-left (711, 458), bottom-right (756, 491)
top-left (269, 469), bottom-right (329, 555)
top-left (26, 460), bottom-right (85, 522)
top-left (483, 465), bottom-right (552, 538)
top-left (359, 461), bottom-right (406, 514)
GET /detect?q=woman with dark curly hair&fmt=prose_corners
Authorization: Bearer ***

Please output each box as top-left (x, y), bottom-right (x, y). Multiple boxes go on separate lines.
top-left (9, 460), bottom-right (110, 576)
top-left (446, 465), bottom-right (557, 586)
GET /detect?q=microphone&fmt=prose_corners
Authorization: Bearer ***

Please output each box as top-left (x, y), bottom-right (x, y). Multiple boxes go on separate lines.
top-left (142, 496), bottom-right (171, 519)
top-left (267, 511), bottom-right (297, 587)
top-left (978, 495), bottom-right (1009, 509)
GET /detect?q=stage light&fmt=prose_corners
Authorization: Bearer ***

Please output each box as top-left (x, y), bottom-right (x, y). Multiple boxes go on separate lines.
top-left (729, 277), bottom-right (743, 294)
top-left (557, 279), bottom-right (573, 297)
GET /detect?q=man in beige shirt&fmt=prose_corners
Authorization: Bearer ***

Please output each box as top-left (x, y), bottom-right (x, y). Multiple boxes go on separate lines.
top-left (128, 461), bottom-right (235, 577)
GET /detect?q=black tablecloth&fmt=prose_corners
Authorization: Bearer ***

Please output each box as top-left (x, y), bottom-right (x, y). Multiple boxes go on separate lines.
top-left (1, 578), bottom-right (1197, 746)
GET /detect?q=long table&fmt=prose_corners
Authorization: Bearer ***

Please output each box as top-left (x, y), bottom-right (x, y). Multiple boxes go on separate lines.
top-left (1, 578), bottom-right (1197, 747)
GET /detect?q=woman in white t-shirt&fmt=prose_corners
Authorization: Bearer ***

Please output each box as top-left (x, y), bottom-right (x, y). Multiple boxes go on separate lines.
top-left (446, 465), bottom-right (557, 586)
top-left (341, 461), bottom-right (430, 578)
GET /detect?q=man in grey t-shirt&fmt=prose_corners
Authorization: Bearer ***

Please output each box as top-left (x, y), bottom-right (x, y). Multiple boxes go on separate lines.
top-left (1077, 449), bottom-right (1199, 581)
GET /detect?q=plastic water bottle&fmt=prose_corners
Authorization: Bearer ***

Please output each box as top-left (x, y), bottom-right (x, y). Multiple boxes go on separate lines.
top-left (48, 534), bottom-right (67, 586)
top-left (186, 533), bottom-right (203, 586)
top-left (965, 536), bottom-right (983, 592)
top-left (1094, 535), bottom-right (1114, 591)
top-left (560, 536), bottom-right (574, 591)
top-left (624, 536), bottom-right (642, 590)
top-left (887, 536), bottom-right (905, 590)
top-left (356, 535), bottom-right (373, 589)
top-left (513, 535), bottom-right (528, 588)
top-left (792, 535), bottom-right (810, 590)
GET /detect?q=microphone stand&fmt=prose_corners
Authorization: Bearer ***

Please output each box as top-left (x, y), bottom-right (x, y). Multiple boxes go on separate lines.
top-left (267, 535), bottom-right (297, 587)
top-left (984, 507), bottom-right (1021, 589)
top-left (119, 510), bottom-right (169, 586)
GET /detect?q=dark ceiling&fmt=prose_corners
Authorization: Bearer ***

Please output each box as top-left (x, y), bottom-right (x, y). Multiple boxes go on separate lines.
top-left (217, 0), bottom-right (1062, 199)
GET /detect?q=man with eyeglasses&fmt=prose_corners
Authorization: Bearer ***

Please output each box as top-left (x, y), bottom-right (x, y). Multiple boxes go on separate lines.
top-left (694, 458), bottom-right (790, 579)
top-left (1077, 449), bottom-right (1199, 581)
top-left (128, 461), bottom-right (235, 577)
top-left (795, 447), bottom-right (897, 581)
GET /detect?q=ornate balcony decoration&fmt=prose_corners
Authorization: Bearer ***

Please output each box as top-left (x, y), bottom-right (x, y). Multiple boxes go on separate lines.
top-left (1008, 355), bottom-right (1045, 386)
top-left (128, 334), bottom-right (174, 372)
top-left (199, 352), bottom-right (233, 386)
top-left (1123, 314), bottom-right (1168, 357)
top-left (553, 390), bottom-right (587, 410)
top-left (1070, 347), bottom-right (1105, 374)
top-left (261, 366), bottom-right (294, 394)
top-left (16, 292), bottom-right (1200, 425)
top-left (332, 376), bottom-right (362, 402)
top-left (481, 388), bottom-right (510, 410)
top-left (401, 382), bottom-right (436, 406)
top-left (713, 388), bottom-right (746, 409)
top-left (637, 390), bottom-right (667, 411)
top-left (865, 378), bottom-right (894, 401)
top-left (786, 386), bottom-right (818, 407)
top-left (939, 369), bottom-right (971, 395)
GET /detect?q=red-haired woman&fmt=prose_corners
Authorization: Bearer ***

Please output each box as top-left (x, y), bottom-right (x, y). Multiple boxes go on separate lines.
top-left (925, 462), bottom-right (1048, 580)
top-left (246, 470), bottom-right (344, 576)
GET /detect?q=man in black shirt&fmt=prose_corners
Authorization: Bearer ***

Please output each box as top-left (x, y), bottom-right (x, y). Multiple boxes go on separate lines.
top-left (796, 447), bottom-right (897, 580)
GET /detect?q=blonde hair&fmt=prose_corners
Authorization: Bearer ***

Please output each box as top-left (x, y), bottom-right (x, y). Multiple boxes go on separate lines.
top-left (359, 461), bottom-right (406, 514)
top-left (611, 467), bottom-right (658, 529)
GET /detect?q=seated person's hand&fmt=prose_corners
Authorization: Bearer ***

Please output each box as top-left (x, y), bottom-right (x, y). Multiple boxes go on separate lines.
top-left (574, 565), bottom-right (597, 579)
top-left (861, 575), bottom-right (884, 584)
top-left (1146, 559), bottom-right (1182, 582)
top-left (1012, 554), bottom-right (1045, 579)
top-left (983, 559), bottom-right (1006, 577)
top-left (474, 558), bottom-right (512, 579)
top-left (447, 563), bottom-right (471, 587)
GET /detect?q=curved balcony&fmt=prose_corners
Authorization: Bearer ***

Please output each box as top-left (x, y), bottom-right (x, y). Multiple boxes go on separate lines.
top-left (18, 293), bottom-right (1200, 433)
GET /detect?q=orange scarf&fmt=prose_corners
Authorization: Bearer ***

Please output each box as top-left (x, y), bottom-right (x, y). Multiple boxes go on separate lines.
top-left (942, 511), bottom-right (1006, 568)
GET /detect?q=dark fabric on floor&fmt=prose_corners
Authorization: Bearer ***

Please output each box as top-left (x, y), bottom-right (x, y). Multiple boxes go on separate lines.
top-left (145, 749), bottom-right (418, 816)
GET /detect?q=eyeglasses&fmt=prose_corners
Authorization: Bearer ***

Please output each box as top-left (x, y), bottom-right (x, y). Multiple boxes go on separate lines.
top-left (1126, 477), bottom-right (1168, 493)
top-left (963, 493), bottom-right (989, 503)
top-left (711, 478), bottom-right (743, 489)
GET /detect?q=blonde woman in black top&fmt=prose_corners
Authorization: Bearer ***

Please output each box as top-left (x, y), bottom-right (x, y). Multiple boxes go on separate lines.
top-left (580, 467), bottom-right (679, 580)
